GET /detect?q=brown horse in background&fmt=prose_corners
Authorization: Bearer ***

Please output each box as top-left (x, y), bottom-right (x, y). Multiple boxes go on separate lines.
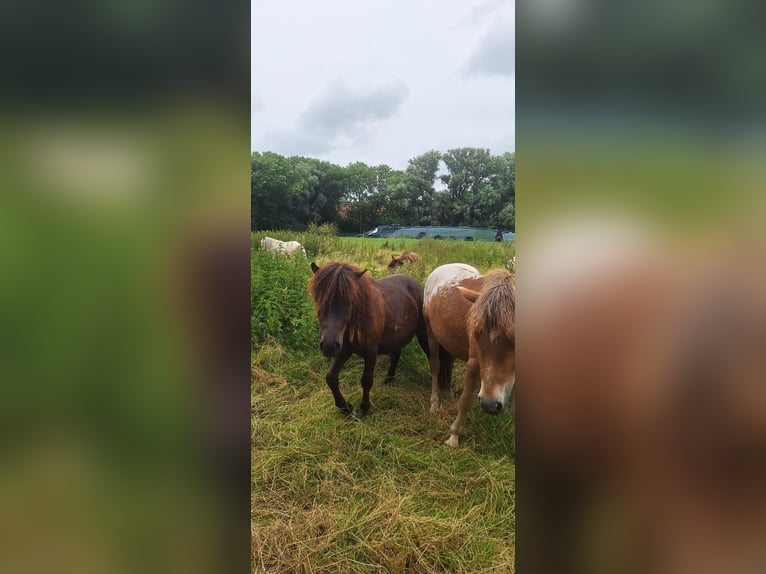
top-left (423, 263), bottom-right (515, 446)
top-left (308, 262), bottom-right (429, 418)
top-left (387, 251), bottom-right (421, 274)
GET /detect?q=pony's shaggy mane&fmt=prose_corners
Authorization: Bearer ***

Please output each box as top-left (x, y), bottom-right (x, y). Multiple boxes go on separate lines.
top-left (468, 269), bottom-right (515, 343)
top-left (308, 262), bottom-right (381, 346)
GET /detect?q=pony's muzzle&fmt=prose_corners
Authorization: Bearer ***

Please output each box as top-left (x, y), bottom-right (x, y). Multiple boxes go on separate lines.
top-left (319, 339), bottom-right (341, 357)
top-left (478, 395), bottom-right (505, 415)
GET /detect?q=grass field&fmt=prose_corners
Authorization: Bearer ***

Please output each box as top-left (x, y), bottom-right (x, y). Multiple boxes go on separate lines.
top-left (252, 230), bottom-right (515, 573)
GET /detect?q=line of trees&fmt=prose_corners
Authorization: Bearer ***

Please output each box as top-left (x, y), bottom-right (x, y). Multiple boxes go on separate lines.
top-left (251, 148), bottom-right (515, 234)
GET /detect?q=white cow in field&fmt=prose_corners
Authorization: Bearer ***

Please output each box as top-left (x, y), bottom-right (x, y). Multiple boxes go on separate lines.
top-left (260, 236), bottom-right (306, 257)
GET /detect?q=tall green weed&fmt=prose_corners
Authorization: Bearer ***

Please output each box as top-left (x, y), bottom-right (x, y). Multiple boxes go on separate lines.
top-left (251, 250), bottom-right (316, 351)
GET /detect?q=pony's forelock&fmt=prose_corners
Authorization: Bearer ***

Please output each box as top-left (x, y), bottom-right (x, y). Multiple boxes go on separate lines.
top-left (468, 269), bottom-right (515, 342)
top-left (308, 262), bottom-right (378, 345)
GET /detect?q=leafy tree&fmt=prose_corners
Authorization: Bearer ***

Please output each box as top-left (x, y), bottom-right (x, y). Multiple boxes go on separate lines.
top-left (438, 148), bottom-right (514, 229)
top-left (250, 148), bottom-right (514, 232)
top-left (251, 152), bottom-right (306, 230)
top-left (339, 162), bottom-right (377, 234)
top-left (498, 202), bottom-right (515, 230)
top-left (291, 157), bottom-right (348, 226)
top-left (440, 148), bottom-right (500, 226)
top-left (398, 150), bottom-right (441, 225)
top-left (493, 152), bottom-right (515, 230)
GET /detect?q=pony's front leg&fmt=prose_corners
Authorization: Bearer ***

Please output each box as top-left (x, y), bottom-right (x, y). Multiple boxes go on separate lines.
top-left (356, 353), bottom-right (378, 418)
top-left (325, 347), bottom-right (353, 414)
top-left (446, 358), bottom-right (480, 447)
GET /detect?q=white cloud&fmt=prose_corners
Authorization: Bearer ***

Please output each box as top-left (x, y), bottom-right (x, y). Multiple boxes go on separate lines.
top-left (263, 80), bottom-right (409, 157)
top-left (252, 0), bottom-right (515, 168)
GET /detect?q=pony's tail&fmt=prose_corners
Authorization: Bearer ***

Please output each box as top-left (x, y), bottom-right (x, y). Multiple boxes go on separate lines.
top-left (415, 313), bottom-right (430, 357)
top-left (437, 347), bottom-right (454, 393)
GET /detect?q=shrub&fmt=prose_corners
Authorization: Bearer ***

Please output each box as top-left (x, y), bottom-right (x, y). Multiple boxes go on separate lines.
top-left (306, 222), bottom-right (338, 236)
top-left (251, 251), bottom-right (316, 351)
top-left (301, 225), bottom-right (341, 258)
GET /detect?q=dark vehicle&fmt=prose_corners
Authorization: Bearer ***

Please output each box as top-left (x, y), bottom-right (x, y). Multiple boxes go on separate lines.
top-left (362, 226), bottom-right (514, 242)
top-left (361, 224), bottom-right (402, 238)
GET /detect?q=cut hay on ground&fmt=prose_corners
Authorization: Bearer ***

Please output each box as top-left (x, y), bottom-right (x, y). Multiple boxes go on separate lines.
top-left (252, 234), bottom-right (515, 573)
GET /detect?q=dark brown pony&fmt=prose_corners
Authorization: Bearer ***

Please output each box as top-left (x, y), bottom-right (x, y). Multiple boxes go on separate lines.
top-left (308, 261), bottom-right (429, 417)
top-left (386, 251), bottom-right (421, 275)
top-left (423, 263), bottom-right (515, 446)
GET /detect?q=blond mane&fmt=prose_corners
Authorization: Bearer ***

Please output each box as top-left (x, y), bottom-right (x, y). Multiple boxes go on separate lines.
top-left (468, 269), bottom-right (515, 343)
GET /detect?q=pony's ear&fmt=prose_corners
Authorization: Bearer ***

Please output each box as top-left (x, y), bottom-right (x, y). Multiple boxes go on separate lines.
top-left (355, 269), bottom-right (367, 279)
top-left (311, 262), bottom-right (320, 274)
top-left (457, 286), bottom-right (480, 303)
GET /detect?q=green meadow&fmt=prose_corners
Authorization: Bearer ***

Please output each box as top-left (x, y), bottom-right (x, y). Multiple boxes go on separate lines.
top-left (252, 230), bottom-right (515, 573)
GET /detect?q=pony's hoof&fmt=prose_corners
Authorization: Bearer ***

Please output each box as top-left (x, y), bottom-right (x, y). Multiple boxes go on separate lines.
top-left (338, 403), bottom-right (353, 416)
top-left (383, 378), bottom-right (394, 386)
top-left (429, 402), bottom-right (439, 413)
top-left (445, 434), bottom-right (459, 447)
top-left (355, 405), bottom-right (369, 418)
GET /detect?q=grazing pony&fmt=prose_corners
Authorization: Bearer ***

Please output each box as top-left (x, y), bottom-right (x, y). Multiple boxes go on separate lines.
top-left (386, 251), bottom-right (421, 274)
top-left (308, 261), bottom-right (429, 418)
top-left (423, 263), bottom-right (515, 446)
top-left (260, 236), bottom-right (306, 257)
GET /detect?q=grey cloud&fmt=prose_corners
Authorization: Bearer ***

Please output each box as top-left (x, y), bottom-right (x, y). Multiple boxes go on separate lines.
top-left (265, 130), bottom-right (331, 157)
top-left (264, 80), bottom-right (409, 156)
top-left (464, 18), bottom-right (515, 78)
top-left (301, 81), bottom-right (409, 137)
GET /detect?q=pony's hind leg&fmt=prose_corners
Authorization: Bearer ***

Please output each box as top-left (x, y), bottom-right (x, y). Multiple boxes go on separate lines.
top-left (446, 357), bottom-right (480, 447)
top-left (325, 347), bottom-right (353, 415)
top-left (427, 333), bottom-right (442, 413)
top-left (357, 353), bottom-right (378, 418)
top-left (384, 351), bottom-right (400, 385)
top-left (437, 348), bottom-right (454, 398)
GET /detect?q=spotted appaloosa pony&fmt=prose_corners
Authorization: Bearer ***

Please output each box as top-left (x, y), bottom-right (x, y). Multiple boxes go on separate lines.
top-left (387, 251), bottom-right (421, 275)
top-left (260, 236), bottom-right (306, 257)
top-left (308, 261), bottom-right (429, 418)
top-left (423, 263), bottom-right (515, 446)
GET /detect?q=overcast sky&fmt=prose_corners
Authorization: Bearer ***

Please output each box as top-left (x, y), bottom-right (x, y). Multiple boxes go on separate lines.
top-left (251, 0), bottom-right (514, 170)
